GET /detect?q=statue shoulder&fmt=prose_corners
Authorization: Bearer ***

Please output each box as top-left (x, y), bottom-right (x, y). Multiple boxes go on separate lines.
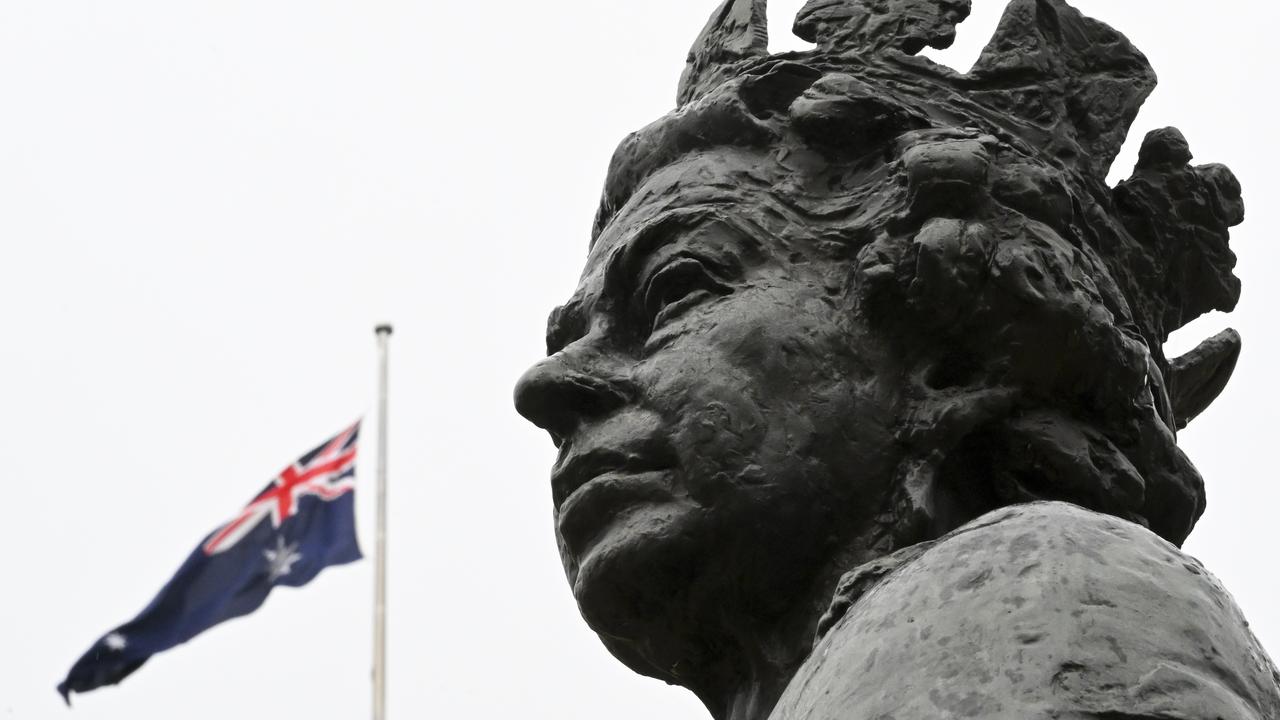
top-left (771, 501), bottom-right (1280, 720)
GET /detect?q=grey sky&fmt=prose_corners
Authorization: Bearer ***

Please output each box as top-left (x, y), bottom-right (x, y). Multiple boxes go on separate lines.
top-left (3, 1), bottom-right (1276, 718)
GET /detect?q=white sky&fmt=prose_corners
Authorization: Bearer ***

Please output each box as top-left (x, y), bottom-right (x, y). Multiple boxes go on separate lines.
top-left (2, 1), bottom-right (1276, 718)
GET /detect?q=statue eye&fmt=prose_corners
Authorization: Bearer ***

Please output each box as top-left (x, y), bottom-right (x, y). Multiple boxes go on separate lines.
top-left (639, 256), bottom-right (729, 333)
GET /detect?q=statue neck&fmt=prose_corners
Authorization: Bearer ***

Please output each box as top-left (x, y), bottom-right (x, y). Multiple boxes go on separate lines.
top-left (692, 532), bottom-right (890, 720)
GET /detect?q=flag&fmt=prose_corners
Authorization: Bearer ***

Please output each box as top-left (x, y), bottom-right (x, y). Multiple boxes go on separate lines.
top-left (57, 422), bottom-right (363, 703)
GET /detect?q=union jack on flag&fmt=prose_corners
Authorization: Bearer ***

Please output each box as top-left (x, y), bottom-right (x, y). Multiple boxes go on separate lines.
top-left (203, 423), bottom-right (358, 554)
top-left (57, 422), bottom-right (364, 704)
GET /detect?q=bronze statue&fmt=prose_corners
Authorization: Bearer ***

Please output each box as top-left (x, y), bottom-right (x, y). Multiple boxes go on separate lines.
top-left (514, 1), bottom-right (1280, 717)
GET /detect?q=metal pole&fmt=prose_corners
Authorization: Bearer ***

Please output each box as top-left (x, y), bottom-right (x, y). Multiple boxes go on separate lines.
top-left (373, 324), bottom-right (393, 720)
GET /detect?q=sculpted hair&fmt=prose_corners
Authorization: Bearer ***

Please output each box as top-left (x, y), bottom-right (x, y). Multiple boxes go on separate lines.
top-left (591, 0), bottom-right (1245, 546)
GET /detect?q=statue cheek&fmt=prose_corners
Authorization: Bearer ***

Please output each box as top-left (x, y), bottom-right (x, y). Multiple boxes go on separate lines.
top-left (637, 284), bottom-right (849, 502)
top-left (709, 284), bottom-right (839, 384)
top-left (664, 375), bottom-right (771, 505)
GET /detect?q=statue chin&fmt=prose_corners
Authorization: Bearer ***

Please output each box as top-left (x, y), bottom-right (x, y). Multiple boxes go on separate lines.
top-left (563, 503), bottom-right (712, 683)
top-left (563, 500), bottom-right (695, 610)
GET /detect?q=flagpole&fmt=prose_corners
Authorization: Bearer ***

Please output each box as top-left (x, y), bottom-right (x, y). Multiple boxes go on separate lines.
top-left (373, 324), bottom-right (393, 720)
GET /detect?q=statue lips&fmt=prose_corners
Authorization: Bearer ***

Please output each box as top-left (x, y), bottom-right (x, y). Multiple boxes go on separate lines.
top-left (552, 445), bottom-right (676, 553)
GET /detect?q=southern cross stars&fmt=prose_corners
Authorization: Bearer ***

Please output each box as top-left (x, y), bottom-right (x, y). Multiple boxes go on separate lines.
top-left (263, 537), bottom-right (303, 581)
top-left (103, 633), bottom-right (127, 651)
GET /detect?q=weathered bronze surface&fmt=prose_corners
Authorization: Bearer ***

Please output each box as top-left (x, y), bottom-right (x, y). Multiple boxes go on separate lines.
top-left (514, 2), bottom-right (1279, 717)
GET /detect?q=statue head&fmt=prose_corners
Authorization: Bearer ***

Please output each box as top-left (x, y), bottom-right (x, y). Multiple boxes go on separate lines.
top-left (514, 0), bottom-right (1244, 708)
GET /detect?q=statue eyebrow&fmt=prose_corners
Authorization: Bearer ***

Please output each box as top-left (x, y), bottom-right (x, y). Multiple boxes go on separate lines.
top-left (543, 223), bottom-right (668, 354)
top-left (606, 210), bottom-right (714, 299)
top-left (545, 301), bottom-right (585, 356)
top-left (545, 208), bottom-right (728, 355)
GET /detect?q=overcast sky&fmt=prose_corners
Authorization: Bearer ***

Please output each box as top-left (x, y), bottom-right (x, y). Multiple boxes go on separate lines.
top-left (2, 1), bottom-right (1277, 718)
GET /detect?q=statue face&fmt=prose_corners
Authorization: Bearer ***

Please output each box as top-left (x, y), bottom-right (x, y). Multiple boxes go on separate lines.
top-left (515, 151), bottom-right (902, 649)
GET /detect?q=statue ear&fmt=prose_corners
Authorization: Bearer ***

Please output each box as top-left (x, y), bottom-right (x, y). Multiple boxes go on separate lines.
top-left (967, 0), bottom-right (1156, 181)
top-left (678, 0), bottom-right (770, 107)
top-left (1168, 329), bottom-right (1241, 430)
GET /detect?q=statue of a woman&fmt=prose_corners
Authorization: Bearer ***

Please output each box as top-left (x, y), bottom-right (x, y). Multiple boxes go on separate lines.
top-left (515, 2), bottom-right (1279, 717)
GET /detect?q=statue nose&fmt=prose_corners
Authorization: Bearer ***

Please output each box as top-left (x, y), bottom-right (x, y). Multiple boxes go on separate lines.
top-left (513, 355), bottom-right (629, 446)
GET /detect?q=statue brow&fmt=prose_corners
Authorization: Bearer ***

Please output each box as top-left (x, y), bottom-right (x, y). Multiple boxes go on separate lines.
top-left (607, 208), bottom-right (723, 299)
top-left (546, 207), bottom-right (730, 356)
top-left (545, 302), bottom-right (584, 357)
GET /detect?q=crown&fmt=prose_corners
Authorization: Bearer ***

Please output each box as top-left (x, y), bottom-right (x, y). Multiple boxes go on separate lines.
top-left (678, 0), bottom-right (1152, 180)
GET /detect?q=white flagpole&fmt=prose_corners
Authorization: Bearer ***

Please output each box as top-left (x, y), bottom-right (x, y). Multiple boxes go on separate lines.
top-left (373, 324), bottom-right (393, 720)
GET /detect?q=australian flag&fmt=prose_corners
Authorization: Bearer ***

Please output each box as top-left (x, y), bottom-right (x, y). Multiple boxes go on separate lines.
top-left (58, 422), bottom-right (363, 703)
